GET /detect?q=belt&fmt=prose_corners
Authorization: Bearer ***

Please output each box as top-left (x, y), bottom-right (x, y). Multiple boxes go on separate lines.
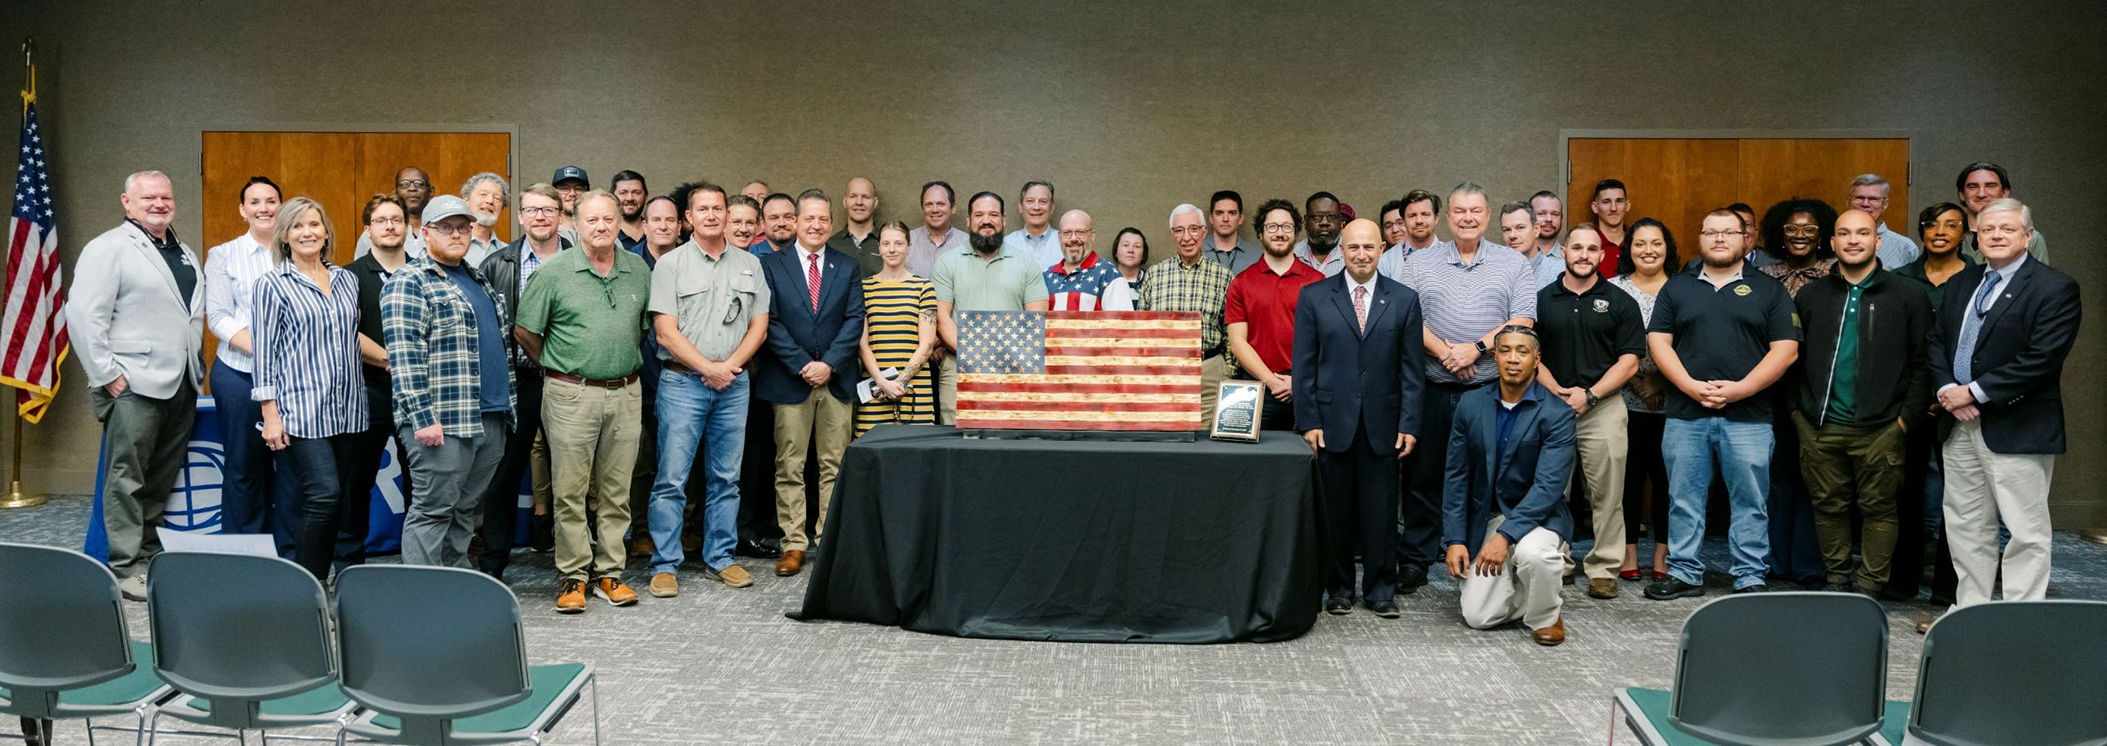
top-left (662, 359), bottom-right (711, 378)
top-left (545, 370), bottom-right (639, 388)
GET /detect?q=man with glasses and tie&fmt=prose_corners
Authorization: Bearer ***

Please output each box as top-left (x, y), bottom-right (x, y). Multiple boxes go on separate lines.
top-left (1927, 198), bottom-right (2080, 617)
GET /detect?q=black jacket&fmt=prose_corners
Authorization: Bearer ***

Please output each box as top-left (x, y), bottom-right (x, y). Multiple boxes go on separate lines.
top-left (1793, 267), bottom-right (1935, 428)
top-left (477, 235), bottom-right (572, 333)
top-left (1929, 257), bottom-right (2083, 455)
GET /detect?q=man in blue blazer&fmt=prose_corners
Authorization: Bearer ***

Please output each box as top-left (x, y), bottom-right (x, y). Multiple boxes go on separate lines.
top-left (1927, 198), bottom-right (2081, 614)
top-left (1443, 325), bottom-right (1577, 646)
top-left (1292, 219), bottom-right (1425, 618)
top-left (754, 188), bottom-right (866, 577)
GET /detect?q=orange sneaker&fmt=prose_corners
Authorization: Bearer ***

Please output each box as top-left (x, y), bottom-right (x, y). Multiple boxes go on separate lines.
top-left (594, 577), bottom-right (639, 607)
top-left (556, 579), bottom-right (587, 614)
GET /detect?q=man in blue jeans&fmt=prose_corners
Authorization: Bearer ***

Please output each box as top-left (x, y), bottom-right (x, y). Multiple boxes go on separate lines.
top-left (1643, 208), bottom-right (1801, 599)
top-left (644, 183), bottom-right (773, 597)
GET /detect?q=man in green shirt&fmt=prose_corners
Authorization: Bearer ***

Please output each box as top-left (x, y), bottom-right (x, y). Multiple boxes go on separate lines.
top-left (931, 191), bottom-right (1050, 422)
top-left (515, 190), bottom-right (653, 613)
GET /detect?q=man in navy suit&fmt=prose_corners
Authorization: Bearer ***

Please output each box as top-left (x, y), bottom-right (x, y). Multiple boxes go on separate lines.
top-left (755, 188), bottom-right (866, 577)
top-left (1443, 326), bottom-right (1577, 646)
top-left (1929, 198), bottom-right (2081, 613)
top-left (1292, 218), bottom-right (1425, 618)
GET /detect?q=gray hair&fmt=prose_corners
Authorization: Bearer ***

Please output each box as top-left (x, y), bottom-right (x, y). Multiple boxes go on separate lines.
top-left (460, 172), bottom-right (510, 205)
top-left (1168, 203), bottom-right (1203, 228)
top-left (1448, 181), bottom-right (1488, 207)
top-left (1850, 173), bottom-right (1891, 197)
top-left (123, 170), bottom-right (170, 194)
top-left (1976, 198), bottom-right (2033, 231)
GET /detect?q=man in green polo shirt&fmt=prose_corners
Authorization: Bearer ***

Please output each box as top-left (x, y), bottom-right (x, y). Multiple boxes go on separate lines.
top-left (515, 190), bottom-right (653, 613)
top-left (930, 191), bottom-right (1050, 423)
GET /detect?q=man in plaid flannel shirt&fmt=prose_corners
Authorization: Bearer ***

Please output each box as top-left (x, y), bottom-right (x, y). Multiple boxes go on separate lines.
top-left (383, 195), bottom-right (518, 569)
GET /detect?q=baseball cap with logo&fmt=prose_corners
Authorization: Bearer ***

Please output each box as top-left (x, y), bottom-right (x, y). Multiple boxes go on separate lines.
top-left (552, 166), bottom-right (590, 188)
top-left (421, 194), bottom-right (475, 225)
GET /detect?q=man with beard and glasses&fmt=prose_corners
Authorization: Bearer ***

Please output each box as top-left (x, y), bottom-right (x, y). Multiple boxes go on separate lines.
top-left (612, 170), bottom-right (649, 251)
top-left (1140, 204), bottom-right (1236, 429)
top-left (1042, 209), bottom-right (1134, 312)
top-left (1004, 180), bottom-right (1061, 270)
top-left (1292, 191), bottom-right (1347, 276)
top-left (1394, 183), bottom-right (1539, 596)
top-left (1226, 198), bottom-right (1324, 431)
top-left (1377, 189), bottom-right (1446, 281)
top-left (1533, 223), bottom-right (1643, 599)
top-left (356, 166), bottom-right (432, 258)
top-left (931, 191), bottom-right (1050, 423)
top-left (828, 177), bottom-right (886, 276)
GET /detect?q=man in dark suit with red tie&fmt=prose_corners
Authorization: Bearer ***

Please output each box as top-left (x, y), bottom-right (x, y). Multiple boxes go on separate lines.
top-left (1292, 218), bottom-right (1425, 617)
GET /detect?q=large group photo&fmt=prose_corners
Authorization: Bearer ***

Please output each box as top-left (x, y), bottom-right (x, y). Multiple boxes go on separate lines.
top-left (2, 3), bottom-right (2104, 745)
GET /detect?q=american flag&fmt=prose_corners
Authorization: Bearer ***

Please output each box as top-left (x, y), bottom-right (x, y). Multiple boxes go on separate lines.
top-left (955, 310), bottom-right (1202, 431)
top-left (1, 99), bottom-right (69, 422)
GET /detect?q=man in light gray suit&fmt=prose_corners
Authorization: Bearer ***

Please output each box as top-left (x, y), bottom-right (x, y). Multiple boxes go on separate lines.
top-left (66, 170), bottom-right (207, 601)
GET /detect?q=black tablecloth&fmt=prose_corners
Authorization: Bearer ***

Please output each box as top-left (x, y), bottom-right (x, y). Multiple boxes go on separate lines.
top-left (791, 425), bottom-right (1320, 643)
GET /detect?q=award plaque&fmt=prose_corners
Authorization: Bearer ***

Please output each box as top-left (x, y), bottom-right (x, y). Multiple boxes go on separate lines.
top-left (1210, 380), bottom-right (1264, 443)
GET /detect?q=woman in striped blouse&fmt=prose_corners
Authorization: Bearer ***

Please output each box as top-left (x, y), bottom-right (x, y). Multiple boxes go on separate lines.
top-left (252, 197), bottom-right (370, 580)
top-left (854, 221), bottom-right (936, 436)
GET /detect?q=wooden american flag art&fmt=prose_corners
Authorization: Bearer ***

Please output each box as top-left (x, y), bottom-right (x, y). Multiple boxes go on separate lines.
top-left (954, 310), bottom-right (1203, 431)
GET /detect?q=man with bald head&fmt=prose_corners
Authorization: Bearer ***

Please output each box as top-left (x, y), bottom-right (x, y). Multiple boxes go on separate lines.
top-left (1792, 209), bottom-right (1934, 597)
top-left (1043, 210), bottom-right (1134, 311)
top-left (1293, 218), bottom-right (1425, 616)
top-left (1139, 204), bottom-right (1236, 428)
top-left (828, 177), bottom-right (885, 275)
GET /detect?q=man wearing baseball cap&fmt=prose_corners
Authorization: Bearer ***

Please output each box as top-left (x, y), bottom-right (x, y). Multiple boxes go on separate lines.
top-left (554, 166), bottom-right (589, 241)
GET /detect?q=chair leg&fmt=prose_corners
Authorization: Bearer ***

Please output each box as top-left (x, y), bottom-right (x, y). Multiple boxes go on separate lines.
top-left (1606, 697), bottom-right (1617, 745)
top-left (590, 674), bottom-right (602, 746)
top-left (145, 710), bottom-right (160, 746)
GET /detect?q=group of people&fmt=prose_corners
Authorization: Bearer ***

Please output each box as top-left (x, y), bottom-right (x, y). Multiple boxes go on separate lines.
top-left (67, 160), bottom-right (2077, 643)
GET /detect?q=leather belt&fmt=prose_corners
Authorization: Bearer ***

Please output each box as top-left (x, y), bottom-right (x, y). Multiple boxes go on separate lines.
top-left (662, 360), bottom-right (701, 377)
top-left (545, 370), bottom-right (639, 389)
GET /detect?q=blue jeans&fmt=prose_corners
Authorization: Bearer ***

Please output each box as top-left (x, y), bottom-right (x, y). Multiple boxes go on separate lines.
top-left (649, 369), bottom-right (749, 574)
top-left (1663, 417), bottom-right (1773, 589)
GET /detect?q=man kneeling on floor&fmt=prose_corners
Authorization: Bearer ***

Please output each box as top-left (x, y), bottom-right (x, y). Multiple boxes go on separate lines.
top-left (1443, 325), bottom-right (1577, 646)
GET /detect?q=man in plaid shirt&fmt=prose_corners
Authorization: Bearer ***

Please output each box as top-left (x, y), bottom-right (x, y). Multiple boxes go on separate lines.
top-left (1139, 203), bottom-right (1235, 430)
top-left (383, 195), bottom-right (518, 568)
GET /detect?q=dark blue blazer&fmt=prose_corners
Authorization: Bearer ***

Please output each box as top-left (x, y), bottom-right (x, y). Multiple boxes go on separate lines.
top-left (1290, 273), bottom-right (1424, 454)
top-left (755, 245), bottom-right (866, 405)
top-left (1928, 256), bottom-right (2082, 455)
top-left (1441, 382), bottom-right (1576, 550)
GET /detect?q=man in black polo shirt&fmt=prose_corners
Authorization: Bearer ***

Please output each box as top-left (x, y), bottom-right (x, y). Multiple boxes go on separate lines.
top-left (1643, 208), bottom-right (1801, 600)
top-left (1533, 223), bottom-right (1643, 600)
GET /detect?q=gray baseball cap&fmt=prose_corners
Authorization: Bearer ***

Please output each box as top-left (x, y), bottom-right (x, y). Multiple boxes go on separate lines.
top-left (553, 165), bottom-right (589, 187)
top-left (421, 194), bottom-right (475, 225)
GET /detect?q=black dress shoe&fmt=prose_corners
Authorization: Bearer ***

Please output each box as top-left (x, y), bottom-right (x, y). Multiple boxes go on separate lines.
top-left (1644, 576), bottom-right (1706, 600)
top-left (735, 538), bottom-right (782, 558)
top-left (1325, 597), bottom-right (1353, 615)
top-left (1368, 599), bottom-right (1401, 618)
top-left (1397, 565), bottom-right (1429, 594)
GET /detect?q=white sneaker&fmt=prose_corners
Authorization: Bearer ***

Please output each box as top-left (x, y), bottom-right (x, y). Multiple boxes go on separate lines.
top-left (119, 574), bottom-right (147, 602)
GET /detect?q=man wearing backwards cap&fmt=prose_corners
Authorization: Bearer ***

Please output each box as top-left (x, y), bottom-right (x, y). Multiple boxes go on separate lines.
top-left (381, 194), bottom-right (518, 568)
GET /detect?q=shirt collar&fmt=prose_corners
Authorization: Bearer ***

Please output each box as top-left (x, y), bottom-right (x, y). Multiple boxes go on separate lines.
top-left (1344, 272), bottom-right (1377, 298)
top-left (1548, 276), bottom-right (1604, 298)
top-left (796, 243), bottom-right (826, 265)
top-left (1987, 251), bottom-right (2029, 279)
top-left (128, 219), bottom-right (178, 249)
top-left (1049, 252), bottom-right (1102, 275)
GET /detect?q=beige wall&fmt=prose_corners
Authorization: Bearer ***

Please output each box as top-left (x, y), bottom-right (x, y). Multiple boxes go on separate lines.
top-left (3, 1), bottom-right (2102, 521)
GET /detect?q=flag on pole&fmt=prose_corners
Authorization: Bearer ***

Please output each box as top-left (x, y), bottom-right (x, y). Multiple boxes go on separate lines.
top-left (1, 64), bottom-right (69, 423)
top-left (954, 310), bottom-right (1203, 431)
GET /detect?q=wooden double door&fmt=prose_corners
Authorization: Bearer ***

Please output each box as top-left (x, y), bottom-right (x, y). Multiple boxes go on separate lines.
top-left (1565, 136), bottom-right (1911, 247)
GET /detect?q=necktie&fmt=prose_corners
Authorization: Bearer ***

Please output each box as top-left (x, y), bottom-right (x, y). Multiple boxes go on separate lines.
top-left (1953, 270), bottom-right (2003, 383)
top-left (1353, 285), bottom-right (1369, 334)
top-left (807, 252), bottom-right (822, 312)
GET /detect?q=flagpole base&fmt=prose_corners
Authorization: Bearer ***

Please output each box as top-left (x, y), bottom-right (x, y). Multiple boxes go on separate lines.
top-left (0, 479), bottom-right (44, 509)
top-left (2081, 528), bottom-right (2107, 546)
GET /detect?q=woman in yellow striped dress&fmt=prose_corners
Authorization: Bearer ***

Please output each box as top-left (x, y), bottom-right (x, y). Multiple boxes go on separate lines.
top-left (855, 221), bottom-right (937, 436)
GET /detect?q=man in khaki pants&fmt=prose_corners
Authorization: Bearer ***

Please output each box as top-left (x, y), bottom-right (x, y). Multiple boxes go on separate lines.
top-left (1530, 224), bottom-right (1643, 599)
top-left (754, 189), bottom-right (866, 576)
top-left (514, 190), bottom-right (653, 613)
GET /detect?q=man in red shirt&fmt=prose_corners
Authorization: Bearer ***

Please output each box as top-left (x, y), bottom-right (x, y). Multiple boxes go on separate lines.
top-left (1227, 198), bottom-right (1326, 430)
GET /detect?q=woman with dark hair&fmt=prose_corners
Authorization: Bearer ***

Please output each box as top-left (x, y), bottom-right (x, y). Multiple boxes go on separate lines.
top-left (1112, 227), bottom-right (1148, 296)
top-left (1756, 198), bottom-right (1836, 587)
top-left (1757, 198), bottom-right (1838, 295)
top-left (1892, 202), bottom-right (1973, 629)
top-left (1610, 218), bottom-right (1677, 581)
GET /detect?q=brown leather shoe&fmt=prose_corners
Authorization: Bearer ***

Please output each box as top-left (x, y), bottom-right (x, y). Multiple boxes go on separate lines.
top-left (775, 549), bottom-right (806, 576)
top-left (1531, 617), bottom-right (1567, 646)
top-left (556, 579), bottom-right (587, 614)
top-left (594, 578), bottom-right (639, 607)
top-left (1587, 578), bottom-right (1620, 599)
top-left (629, 534), bottom-right (655, 559)
top-left (1916, 612), bottom-right (1939, 635)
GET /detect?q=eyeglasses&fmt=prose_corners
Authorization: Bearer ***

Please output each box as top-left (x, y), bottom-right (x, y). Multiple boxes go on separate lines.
top-left (1782, 225), bottom-right (1820, 236)
top-left (521, 206), bottom-right (559, 217)
top-left (1057, 230), bottom-right (1091, 239)
top-left (1698, 230), bottom-right (1744, 239)
top-left (426, 223), bottom-right (473, 236)
top-left (1262, 223), bottom-right (1296, 233)
top-left (368, 217), bottom-right (405, 226)
top-left (396, 180), bottom-right (429, 189)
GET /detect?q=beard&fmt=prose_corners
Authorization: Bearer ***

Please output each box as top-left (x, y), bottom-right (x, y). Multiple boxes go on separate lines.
top-left (1566, 262), bottom-right (1598, 280)
top-left (622, 205), bottom-right (644, 221)
top-left (970, 230), bottom-right (1004, 254)
top-left (1306, 232), bottom-right (1338, 252)
top-left (1703, 251), bottom-right (1743, 269)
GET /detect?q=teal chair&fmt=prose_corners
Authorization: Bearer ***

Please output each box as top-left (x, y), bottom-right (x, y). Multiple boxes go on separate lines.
top-left (1886, 600), bottom-right (2107, 746)
top-left (0, 542), bottom-right (171, 745)
top-left (332, 565), bottom-right (598, 745)
top-left (1612, 592), bottom-right (1889, 745)
top-left (143, 551), bottom-right (359, 744)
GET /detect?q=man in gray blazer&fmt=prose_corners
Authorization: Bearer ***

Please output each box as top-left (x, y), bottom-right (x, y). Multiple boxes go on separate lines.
top-left (65, 170), bottom-right (207, 600)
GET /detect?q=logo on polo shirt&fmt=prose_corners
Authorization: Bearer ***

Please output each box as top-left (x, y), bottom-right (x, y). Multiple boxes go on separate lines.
top-left (1592, 299), bottom-right (1609, 313)
top-left (1733, 285), bottom-right (1751, 296)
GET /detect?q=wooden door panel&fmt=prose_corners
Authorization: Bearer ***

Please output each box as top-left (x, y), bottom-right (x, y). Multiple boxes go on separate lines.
top-left (1737, 138), bottom-right (1911, 235)
top-left (1567, 138), bottom-right (1741, 256)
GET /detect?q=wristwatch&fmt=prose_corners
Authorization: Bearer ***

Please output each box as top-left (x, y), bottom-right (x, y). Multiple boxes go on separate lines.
top-left (1473, 339), bottom-right (1489, 354)
top-left (1583, 388), bottom-right (1601, 407)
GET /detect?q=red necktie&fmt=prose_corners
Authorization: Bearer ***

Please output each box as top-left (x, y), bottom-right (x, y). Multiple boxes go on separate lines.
top-left (1353, 285), bottom-right (1368, 333)
top-left (807, 252), bottom-right (822, 312)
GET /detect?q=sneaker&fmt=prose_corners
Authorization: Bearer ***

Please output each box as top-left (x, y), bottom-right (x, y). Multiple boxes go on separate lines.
top-left (1367, 599), bottom-right (1401, 619)
top-left (648, 572), bottom-right (679, 598)
top-left (701, 564), bottom-right (755, 588)
top-left (1643, 576), bottom-right (1705, 601)
top-left (556, 579), bottom-right (587, 613)
top-left (1325, 597), bottom-right (1353, 615)
top-left (594, 578), bottom-right (639, 606)
top-left (118, 573), bottom-right (148, 602)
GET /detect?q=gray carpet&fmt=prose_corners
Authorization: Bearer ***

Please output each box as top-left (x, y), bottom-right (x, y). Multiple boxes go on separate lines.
top-left (4, 494), bottom-right (2103, 744)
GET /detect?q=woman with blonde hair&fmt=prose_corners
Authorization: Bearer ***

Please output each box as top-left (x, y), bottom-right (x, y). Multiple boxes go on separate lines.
top-left (853, 221), bottom-right (936, 435)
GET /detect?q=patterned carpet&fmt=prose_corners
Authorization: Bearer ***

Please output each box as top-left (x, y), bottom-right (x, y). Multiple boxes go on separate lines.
top-left (3, 494), bottom-right (2102, 744)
